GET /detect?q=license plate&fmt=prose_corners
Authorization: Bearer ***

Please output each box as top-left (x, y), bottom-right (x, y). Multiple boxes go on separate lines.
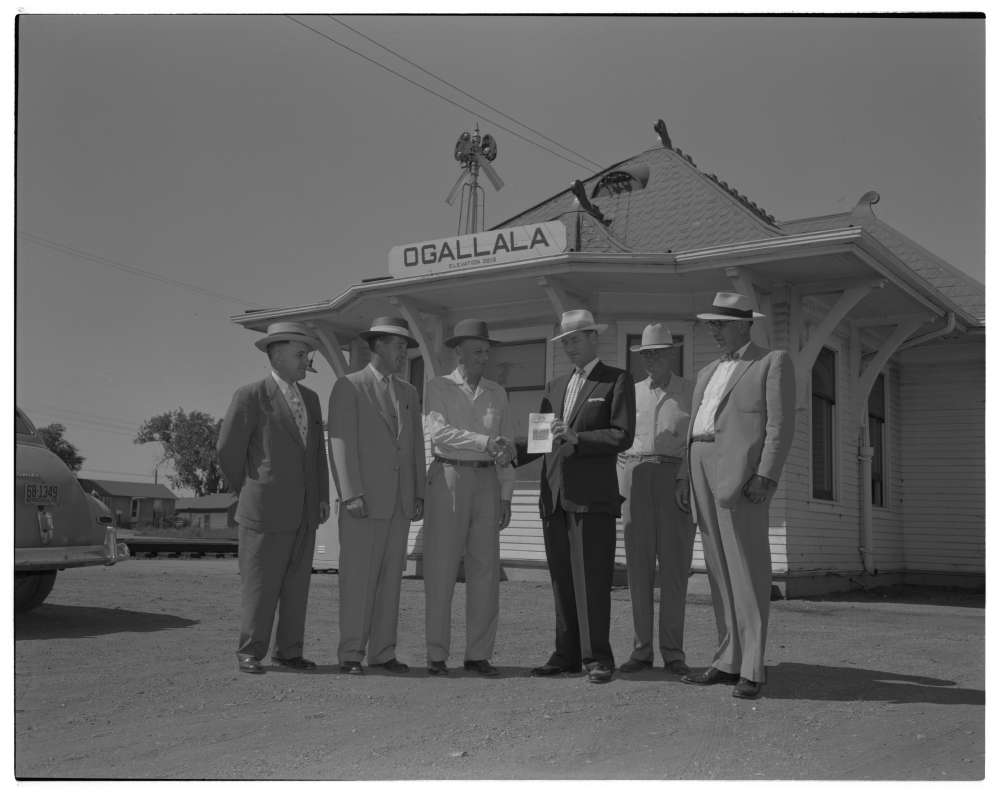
top-left (25, 483), bottom-right (59, 505)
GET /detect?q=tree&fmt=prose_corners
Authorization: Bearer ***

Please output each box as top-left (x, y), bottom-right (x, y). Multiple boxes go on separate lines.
top-left (37, 423), bottom-right (85, 472)
top-left (134, 409), bottom-right (226, 496)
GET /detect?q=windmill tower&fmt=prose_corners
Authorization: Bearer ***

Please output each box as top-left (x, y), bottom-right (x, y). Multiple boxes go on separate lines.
top-left (446, 126), bottom-right (503, 235)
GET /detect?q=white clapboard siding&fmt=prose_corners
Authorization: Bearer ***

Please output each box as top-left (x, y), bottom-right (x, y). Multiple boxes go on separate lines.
top-left (899, 343), bottom-right (984, 573)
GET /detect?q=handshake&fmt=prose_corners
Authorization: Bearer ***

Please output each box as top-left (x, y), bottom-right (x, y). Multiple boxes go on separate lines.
top-left (486, 435), bottom-right (517, 467)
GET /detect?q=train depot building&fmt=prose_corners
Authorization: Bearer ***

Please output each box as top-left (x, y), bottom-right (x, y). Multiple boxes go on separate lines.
top-left (232, 124), bottom-right (984, 597)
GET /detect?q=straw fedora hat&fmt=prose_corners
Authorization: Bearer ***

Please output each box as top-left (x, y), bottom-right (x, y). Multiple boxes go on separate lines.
top-left (629, 323), bottom-right (676, 352)
top-left (254, 321), bottom-right (320, 352)
top-left (551, 309), bottom-right (608, 342)
top-left (358, 316), bottom-right (419, 349)
top-left (444, 318), bottom-right (498, 348)
top-left (696, 292), bottom-right (765, 321)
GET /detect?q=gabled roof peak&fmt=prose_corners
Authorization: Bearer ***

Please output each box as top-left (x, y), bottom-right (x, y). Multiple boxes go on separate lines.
top-left (653, 119), bottom-right (777, 226)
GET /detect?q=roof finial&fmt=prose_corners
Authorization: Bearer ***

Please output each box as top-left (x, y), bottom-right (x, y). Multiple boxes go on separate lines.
top-left (654, 119), bottom-right (672, 149)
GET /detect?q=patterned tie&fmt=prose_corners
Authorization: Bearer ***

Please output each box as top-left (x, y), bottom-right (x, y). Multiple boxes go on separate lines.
top-left (562, 368), bottom-right (584, 419)
top-left (287, 386), bottom-right (309, 444)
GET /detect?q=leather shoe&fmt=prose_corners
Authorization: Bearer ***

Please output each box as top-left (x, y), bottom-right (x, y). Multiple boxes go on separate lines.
top-left (664, 660), bottom-right (691, 677)
top-left (427, 660), bottom-right (449, 676)
top-left (733, 677), bottom-right (762, 699)
top-left (682, 666), bottom-right (739, 686)
top-left (530, 662), bottom-right (582, 676)
top-left (238, 656), bottom-right (264, 674)
top-left (587, 663), bottom-right (613, 684)
top-left (339, 660), bottom-right (364, 675)
top-left (272, 656), bottom-right (317, 670)
top-left (463, 659), bottom-right (499, 677)
top-left (618, 659), bottom-right (652, 674)
top-left (371, 658), bottom-right (409, 674)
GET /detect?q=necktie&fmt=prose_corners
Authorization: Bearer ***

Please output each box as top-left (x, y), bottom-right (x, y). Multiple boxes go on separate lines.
top-left (287, 387), bottom-right (308, 444)
top-left (377, 376), bottom-right (399, 436)
top-left (563, 368), bottom-right (584, 419)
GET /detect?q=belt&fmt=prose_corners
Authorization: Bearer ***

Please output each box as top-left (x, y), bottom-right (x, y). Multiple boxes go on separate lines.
top-left (690, 435), bottom-right (715, 443)
top-left (433, 455), bottom-right (493, 468)
top-left (618, 453), bottom-right (682, 465)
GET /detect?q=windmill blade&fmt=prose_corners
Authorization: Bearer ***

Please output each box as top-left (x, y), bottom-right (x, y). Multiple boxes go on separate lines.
top-left (477, 156), bottom-right (504, 191)
top-left (445, 170), bottom-right (467, 205)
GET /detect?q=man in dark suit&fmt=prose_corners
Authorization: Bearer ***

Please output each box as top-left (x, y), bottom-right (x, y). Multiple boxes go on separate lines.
top-left (526, 309), bottom-right (636, 684)
top-left (677, 292), bottom-right (796, 699)
top-left (218, 321), bottom-right (331, 674)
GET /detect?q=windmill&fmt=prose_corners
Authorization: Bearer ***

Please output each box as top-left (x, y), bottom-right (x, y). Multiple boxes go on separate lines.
top-left (446, 126), bottom-right (503, 235)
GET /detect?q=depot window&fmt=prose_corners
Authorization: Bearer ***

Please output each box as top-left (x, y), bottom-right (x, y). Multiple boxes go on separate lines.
top-left (868, 372), bottom-right (887, 507)
top-left (811, 346), bottom-right (837, 501)
top-left (486, 339), bottom-right (547, 483)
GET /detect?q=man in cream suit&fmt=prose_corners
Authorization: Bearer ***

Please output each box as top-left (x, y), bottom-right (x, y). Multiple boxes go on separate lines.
top-left (677, 293), bottom-right (796, 699)
top-left (327, 317), bottom-right (426, 675)
top-left (218, 322), bottom-right (330, 674)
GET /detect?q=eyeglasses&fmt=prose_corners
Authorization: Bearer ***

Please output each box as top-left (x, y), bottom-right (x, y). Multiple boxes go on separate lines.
top-left (704, 320), bottom-right (727, 329)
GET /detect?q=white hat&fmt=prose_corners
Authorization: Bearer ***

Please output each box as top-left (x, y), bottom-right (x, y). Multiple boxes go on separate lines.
top-left (629, 323), bottom-right (676, 352)
top-left (254, 321), bottom-right (320, 352)
top-left (551, 309), bottom-right (608, 342)
top-left (696, 292), bottom-right (765, 321)
top-left (358, 316), bottom-right (419, 349)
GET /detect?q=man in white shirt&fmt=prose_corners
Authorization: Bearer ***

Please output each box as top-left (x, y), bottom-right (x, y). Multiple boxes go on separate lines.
top-left (617, 323), bottom-right (696, 677)
top-left (422, 319), bottom-right (515, 677)
top-left (678, 293), bottom-right (796, 699)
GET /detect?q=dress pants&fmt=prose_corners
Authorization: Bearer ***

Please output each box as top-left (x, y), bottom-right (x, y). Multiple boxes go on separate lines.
top-left (618, 458), bottom-right (696, 665)
top-left (237, 516), bottom-right (316, 660)
top-left (689, 440), bottom-right (772, 683)
top-left (337, 495), bottom-right (410, 664)
top-left (542, 507), bottom-right (617, 668)
top-left (422, 461), bottom-right (501, 663)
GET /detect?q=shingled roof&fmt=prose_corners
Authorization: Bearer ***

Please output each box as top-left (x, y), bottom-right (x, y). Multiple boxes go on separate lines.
top-left (498, 144), bottom-right (783, 254)
top-left (494, 123), bottom-right (984, 326)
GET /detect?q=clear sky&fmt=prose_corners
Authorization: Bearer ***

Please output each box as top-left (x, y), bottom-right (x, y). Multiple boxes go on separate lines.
top-left (12, 11), bottom-right (985, 494)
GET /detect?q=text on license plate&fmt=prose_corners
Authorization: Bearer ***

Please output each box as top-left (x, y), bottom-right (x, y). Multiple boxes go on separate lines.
top-left (25, 483), bottom-right (59, 505)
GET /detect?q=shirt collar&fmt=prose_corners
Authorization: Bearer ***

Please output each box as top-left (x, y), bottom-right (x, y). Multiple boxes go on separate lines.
top-left (271, 370), bottom-right (299, 395)
top-left (447, 367), bottom-right (489, 391)
top-left (648, 372), bottom-right (680, 393)
top-left (721, 341), bottom-right (753, 362)
top-left (367, 362), bottom-right (394, 383)
top-left (574, 358), bottom-right (600, 378)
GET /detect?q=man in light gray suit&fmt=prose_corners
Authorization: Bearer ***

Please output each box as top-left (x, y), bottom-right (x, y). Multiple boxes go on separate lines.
top-left (218, 321), bottom-right (331, 674)
top-left (678, 293), bottom-right (796, 699)
top-left (328, 317), bottom-right (426, 675)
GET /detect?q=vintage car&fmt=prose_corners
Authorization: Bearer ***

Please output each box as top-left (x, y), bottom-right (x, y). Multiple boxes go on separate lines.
top-left (14, 407), bottom-right (129, 612)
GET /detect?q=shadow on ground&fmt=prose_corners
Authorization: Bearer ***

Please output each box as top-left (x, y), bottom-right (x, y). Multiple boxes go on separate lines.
top-left (765, 662), bottom-right (984, 705)
top-left (802, 584), bottom-right (984, 608)
top-left (15, 604), bottom-right (199, 640)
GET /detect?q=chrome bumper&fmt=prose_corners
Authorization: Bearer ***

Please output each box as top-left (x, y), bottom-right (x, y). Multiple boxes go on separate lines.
top-left (15, 527), bottom-right (129, 570)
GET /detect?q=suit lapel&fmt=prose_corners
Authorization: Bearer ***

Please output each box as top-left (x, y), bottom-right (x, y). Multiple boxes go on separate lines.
top-left (360, 368), bottom-right (399, 439)
top-left (266, 377), bottom-right (305, 449)
top-left (568, 365), bottom-right (600, 425)
top-left (717, 343), bottom-right (762, 408)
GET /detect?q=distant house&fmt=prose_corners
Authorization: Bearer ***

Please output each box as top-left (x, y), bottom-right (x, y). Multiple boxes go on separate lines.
top-left (175, 493), bottom-right (238, 537)
top-left (78, 479), bottom-right (177, 529)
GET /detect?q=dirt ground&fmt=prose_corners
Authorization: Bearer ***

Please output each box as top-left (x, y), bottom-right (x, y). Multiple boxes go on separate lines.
top-left (12, 557), bottom-right (985, 780)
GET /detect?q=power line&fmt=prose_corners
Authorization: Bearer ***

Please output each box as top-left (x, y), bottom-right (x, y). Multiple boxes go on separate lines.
top-left (284, 15), bottom-right (598, 173)
top-left (327, 15), bottom-right (604, 171)
top-left (17, 231), bottom-right (265, 308)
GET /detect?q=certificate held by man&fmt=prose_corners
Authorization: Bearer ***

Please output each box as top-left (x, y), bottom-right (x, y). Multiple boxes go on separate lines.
top-left (527, 412), bottom-right (556, 453)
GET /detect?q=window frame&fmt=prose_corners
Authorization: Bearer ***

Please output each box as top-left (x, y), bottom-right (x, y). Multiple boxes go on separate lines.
top-left (809, 343), bottom-right (840, 503)
top-left (867, 370), bottom-right (888, 508)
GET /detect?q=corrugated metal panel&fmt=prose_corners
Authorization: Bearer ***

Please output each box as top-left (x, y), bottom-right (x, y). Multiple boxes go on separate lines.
top-left (900, 353), bottom-right (984, 573)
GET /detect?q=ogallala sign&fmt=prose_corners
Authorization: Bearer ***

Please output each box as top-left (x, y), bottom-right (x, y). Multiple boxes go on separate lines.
top-left (388, 221), bottom-right (567, 277)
